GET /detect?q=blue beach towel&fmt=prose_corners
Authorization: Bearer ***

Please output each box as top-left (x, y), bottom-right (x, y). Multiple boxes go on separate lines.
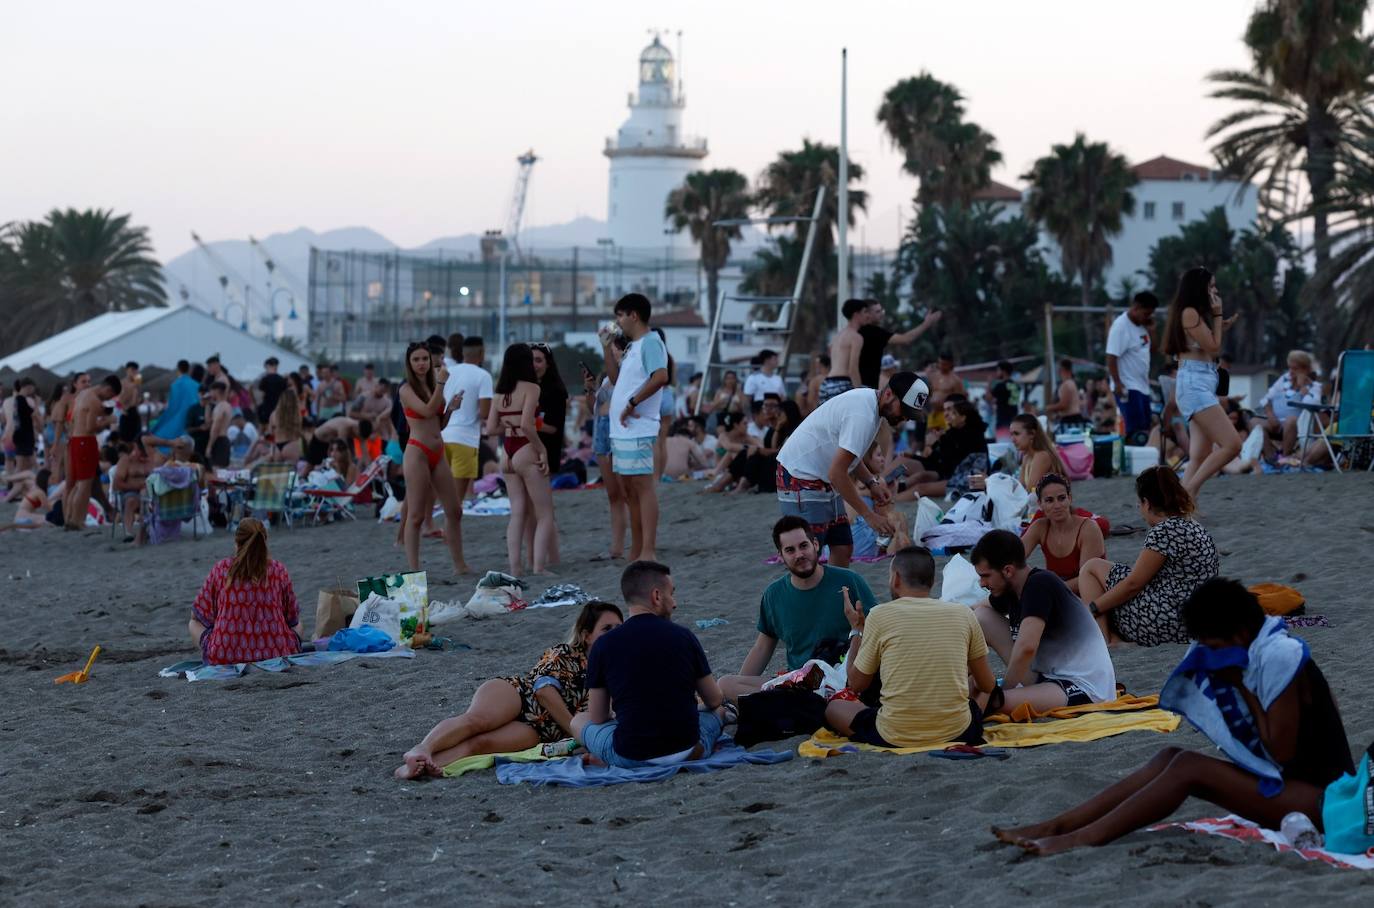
top-left (495, 738), bottom-right (792, 787)
top-left (1160, 616), bottom-right (1309, 795)
top-left (159, 646), bottom-right (414, 681)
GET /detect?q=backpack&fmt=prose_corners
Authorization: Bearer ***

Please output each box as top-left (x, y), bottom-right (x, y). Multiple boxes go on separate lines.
top-left (1322, 741), bottom-right (1374, 856)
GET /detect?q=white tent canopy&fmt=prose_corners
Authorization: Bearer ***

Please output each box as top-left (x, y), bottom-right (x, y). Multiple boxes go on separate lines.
top-left (0, 305), bottom-right (310, 380)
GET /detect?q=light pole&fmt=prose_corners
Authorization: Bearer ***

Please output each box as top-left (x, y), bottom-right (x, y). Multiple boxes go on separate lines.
top-left (224, 300), bottom-right (248, 331)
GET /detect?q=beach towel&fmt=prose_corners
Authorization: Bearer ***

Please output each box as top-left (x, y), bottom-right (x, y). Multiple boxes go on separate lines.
top-left (441, 743), bottom-right (552, 778)
top-left (1160, 615), bottom-right (1308, 796)
top-left (799, 708), bottom-right (1179, 758)
top-left (495, 738), bottom-right (793, 787)
top-left (463, 497), bottom-right (511, 517)
top-left (987, 693), bottom-right (1162, 723)
top-left (1149, 815), bottom-right (1374, 870)
top-left (158, 647), bottom-right (413, 681)
top-left (527, 584), bottom-right (593, 610)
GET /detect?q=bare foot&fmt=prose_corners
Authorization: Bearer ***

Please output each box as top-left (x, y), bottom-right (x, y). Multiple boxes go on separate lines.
top-left (452, 562), bottom-right (473, 575)
top-left (637, 551), bottom-right (657, 563)
top-left (394, 751), bottom-right (435, 780)
top-left (991, 822), bottom-right (1058, 844)
top-left (1018, 833), bottom-right (1081, 856)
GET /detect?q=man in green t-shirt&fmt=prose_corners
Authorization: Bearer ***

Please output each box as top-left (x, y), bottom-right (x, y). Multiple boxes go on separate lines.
top-left (718, 516), bottom-right (878, 700)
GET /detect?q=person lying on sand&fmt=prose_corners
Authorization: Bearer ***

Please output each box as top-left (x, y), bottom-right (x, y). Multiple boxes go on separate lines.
top-left (395, 601), bottom-right (624, 779)
top-left (824, 546), bottom-right (996, 748)
top-left (717, 516), bottom-right (877, 701)
top-left (970, 530), bottom-right (1116, 713)
top-left (993, 578), bottom-right (1353, 856)
top-left (0, 469), bottom-right (55, 531)
top-left (188, 518), bottom-right (301, 665)
top-left (571, 561), bottom-right (728, 768)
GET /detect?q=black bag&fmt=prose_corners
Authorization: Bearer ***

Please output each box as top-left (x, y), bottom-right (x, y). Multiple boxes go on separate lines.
top-left (734, 688), bottom-right (829, 748)
top-left (1215, 366), bottom-right (1230, 398)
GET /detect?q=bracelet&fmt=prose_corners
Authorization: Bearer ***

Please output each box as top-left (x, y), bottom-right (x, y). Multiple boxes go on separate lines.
top-left (1088, 601), bottom-right (1101, 617)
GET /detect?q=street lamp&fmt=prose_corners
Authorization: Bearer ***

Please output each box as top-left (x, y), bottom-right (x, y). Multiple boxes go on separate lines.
top-left (224, 300), bottom-right (248, 331)
top-left (271, 287), bottom-right (298, 321)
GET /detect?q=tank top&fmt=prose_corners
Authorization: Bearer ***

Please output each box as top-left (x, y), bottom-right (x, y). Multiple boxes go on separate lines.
top-left (1042, 517), bottom-right (1088, 582)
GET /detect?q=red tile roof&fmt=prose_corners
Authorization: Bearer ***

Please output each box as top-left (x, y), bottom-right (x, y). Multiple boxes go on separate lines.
top-left (1131, 155), bottom-right (1213, 181)
top-left (652, 308), bottom-right (706, 328)
top-left (972, 179), bottom-right (1023, 202)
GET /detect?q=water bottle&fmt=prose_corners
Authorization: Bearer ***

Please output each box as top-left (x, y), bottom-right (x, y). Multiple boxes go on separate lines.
top-left (1280, 811), bottom-right (1322, 850)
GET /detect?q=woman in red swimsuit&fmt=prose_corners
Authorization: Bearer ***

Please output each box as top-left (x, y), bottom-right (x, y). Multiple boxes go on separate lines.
top-left (399, 342), bottom-right (470, 574)
top-left (485, 343), bottom-right (555, 576)
top-left (1020, 473), bottom-right (1105, 594)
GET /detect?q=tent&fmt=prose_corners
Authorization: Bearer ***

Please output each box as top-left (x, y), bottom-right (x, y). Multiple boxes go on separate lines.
top-left (0, 305), bottom-right (310, 381)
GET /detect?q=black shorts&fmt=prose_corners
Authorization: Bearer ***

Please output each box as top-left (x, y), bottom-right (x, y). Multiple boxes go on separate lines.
top-left (849, 701), bottom-right (985, 748)
top-left (1045, 677), bottom-right (1093, 707)
top-left (209, 435), bottom-right (231, 469)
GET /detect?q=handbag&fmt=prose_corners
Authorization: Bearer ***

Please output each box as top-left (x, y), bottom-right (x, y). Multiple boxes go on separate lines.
top-left (1215, 365), bottom-right (1230, 397)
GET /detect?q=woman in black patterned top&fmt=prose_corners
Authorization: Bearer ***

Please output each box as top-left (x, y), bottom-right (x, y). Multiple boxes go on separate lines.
top-left (395, 601), bottom-right (623, 778)
top-left (1078, 467), bottom-right (1219, 646)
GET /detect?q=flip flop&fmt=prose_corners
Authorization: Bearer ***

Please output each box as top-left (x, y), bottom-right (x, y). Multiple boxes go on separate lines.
top-left (927, 744), bottom-right (1009, 761)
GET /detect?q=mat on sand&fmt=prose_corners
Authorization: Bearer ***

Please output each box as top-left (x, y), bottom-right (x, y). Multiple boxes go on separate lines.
top-left (159, 647), bottom-right (413, 681)
top-left (800, 700), bottom-right (1179, 758)
top-left (1149, 815), bottom-right (1374, 870)
top-left (493, 738), bottom-right (793, 787)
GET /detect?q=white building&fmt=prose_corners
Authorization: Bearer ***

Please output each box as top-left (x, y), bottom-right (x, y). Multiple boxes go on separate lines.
top-left (605, 36), bottom-right (707, 253)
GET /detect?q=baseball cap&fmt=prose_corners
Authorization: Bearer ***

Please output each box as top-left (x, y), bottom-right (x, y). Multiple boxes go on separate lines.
top-left (887, 372), bottom-right (930, 418)
top-left (880, 354), bottom-right (899, 371)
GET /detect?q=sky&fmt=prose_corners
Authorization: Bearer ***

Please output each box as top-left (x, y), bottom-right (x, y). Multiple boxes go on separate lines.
top-left (2, 0), bottom-right (1261, 262)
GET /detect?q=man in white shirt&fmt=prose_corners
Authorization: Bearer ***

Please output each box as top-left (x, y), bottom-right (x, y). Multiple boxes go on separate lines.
top-left (744, 350), bottom-right (786, 402)
top-left (1256, 349), bottom-right (1321, 459)
top-left (604, 293), bottom-right (670, 562)
top-left (775, 373), bottom-right (928, 568)
top-left (1105, 292), bottom-right (1158, 441)
top-left (441, 334), bottom-right (493, 504)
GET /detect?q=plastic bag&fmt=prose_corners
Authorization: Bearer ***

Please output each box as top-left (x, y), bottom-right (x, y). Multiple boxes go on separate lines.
top-left (328, 625), bottom-right (395, 653)
top-left (377, 495), bottom-right (401, 522)
top-left (349, 592), bottom-right (402, 642)
top-left (944, 493), bottom-right (991, 524)
top-left (939, 554), bottom-right (984, 606)
top-left (463, 585), bottom-right (525, 618)
top-left (984, 473), bottom-right (1031, 531)
top-left (426, 598), bottom-right (468, 626)
top-left (913, 497), bottom-right (943, 540)
top-left (760, 659), bottom-right (850, 699)
top-left (1059, 443), bottom-right (1094, 481)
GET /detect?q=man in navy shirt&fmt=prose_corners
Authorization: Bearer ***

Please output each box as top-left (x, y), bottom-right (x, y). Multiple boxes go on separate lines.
top-left (573, 561), bottom-right (726, 767)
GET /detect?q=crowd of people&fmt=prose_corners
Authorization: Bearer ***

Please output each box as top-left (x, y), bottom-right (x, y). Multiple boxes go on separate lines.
top-left (1, 273), bottom-right (1364, 860)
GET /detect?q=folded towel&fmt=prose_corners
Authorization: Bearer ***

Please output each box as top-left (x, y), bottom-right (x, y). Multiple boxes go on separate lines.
top-left (441, 743), bottom-right (551, 778)
top-left (1149, 815), bottom-right (1374, 870)
top-left (987, 693), bottom-right (1161, 724)
top-left (1160, 615), bottom-right (1308, 796)
top-left (495, 738), bottom-right (793, 787)
top-left (799, 709), bottom-right (1180, 758)
top-left (159, 647), bottom-right (413, 681)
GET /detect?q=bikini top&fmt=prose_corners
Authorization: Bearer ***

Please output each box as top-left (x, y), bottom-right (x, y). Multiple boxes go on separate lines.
top-left (403, 407), bottom-right (424, 420)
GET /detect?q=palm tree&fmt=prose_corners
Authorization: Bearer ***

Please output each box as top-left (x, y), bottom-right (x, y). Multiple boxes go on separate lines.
top-left (0, 208), bottom-right (166, 356)
top-left (1303, 134), bottom-right (1374, 350)
top-left (876, 73), bottom-right (1001, 207)
top-left (752, 140), bottom-right (867, 356)
top-left (665, 168), bottom-right (751, 364)
top-left (1022, 134), bottom-right (1137, 352)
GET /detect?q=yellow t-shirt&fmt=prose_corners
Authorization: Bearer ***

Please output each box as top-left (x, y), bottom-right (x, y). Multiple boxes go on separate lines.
top-left (853, 597), bottom-right (988, 747)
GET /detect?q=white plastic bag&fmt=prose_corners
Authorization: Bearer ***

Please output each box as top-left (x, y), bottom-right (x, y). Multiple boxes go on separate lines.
top-left (349, 592), bottom-right (401, 642)
top-left (377, 495), bottom-right (401, 522)
top-left (984, 473), bottom-right (1031, 531)
top-left (760, 659), bottom-right (850, 699)
top-left (943, 493), bottom-right (991, 524)
top-left (462, 585), bottom-right (524, 619)
top-left (939, 554), bottom-right (984, 606)
top-left (425, 598), bottom-right (467, 626)
top-left (913, 497), bottom-right (943, 540)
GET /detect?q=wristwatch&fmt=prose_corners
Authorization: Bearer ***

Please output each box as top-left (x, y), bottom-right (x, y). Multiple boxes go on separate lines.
top-left (848, 628), bottom-right (863, 640)
top-left (1088, 601), bottom-right (1101, 618)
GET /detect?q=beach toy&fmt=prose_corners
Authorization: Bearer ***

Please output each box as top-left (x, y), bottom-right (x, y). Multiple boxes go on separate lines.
top-left (55, 646), bottom-right (101, 685)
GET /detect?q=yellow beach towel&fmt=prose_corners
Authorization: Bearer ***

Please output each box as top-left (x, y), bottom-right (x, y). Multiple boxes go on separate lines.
top-left (799, 703), bottom-right (1179, 758)
top-left (441, 743), bottom-right (548, 777)
top-left (987, 693), bottom-right (1161, 723)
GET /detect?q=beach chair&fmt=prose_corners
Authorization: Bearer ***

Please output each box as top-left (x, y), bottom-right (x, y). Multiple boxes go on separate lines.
top-left (299, 455), bottom-right (391, 525)
top-left (243, 461), bottom-right (297, 529)
top-left (142, 466), bottom-right (202, 544)
top-left (1293, 350), bottom-right (1374, 473)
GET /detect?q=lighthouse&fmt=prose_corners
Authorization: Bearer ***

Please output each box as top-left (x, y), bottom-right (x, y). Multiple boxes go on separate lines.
top-left (605, 35), bottom-right (708, 252)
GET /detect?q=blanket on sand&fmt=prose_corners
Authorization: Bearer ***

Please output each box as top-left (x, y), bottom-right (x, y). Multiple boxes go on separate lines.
top-left (495, 738), bottom-right (793, 787)
top-left (1149, 815), bottom-right (1374, 870)
top-left (159, 647), bottom-right (413, 681)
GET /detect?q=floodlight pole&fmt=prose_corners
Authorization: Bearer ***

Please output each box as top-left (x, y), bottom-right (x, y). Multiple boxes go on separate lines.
top-left (836, 47), bottom-right (849, 328)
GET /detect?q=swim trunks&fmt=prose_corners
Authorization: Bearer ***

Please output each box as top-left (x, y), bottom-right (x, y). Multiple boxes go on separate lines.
top-left (69, 435), bottom-right (99, 482)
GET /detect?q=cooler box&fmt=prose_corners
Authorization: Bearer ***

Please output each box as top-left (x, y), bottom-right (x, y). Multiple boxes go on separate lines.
top-left (1123, 445), bottom-right (1160, 475)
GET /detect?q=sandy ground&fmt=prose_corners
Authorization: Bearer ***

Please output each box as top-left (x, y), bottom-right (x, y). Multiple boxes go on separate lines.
top-left (3, 472), bottom-right (1373, 906)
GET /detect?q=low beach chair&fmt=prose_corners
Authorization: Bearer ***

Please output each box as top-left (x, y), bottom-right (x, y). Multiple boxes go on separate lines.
top-left (1294, 350), bottom-right (1374, 472)
top-left (299, 455), bottom-right (391, 525)
top-left (142, 466), bottom-right (202, 544)
top-left (243, 461), bottom-right (297, 529)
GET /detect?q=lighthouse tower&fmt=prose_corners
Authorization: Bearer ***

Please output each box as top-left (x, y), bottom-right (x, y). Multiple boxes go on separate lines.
top-left (605, 35), bottom-right (708, 252)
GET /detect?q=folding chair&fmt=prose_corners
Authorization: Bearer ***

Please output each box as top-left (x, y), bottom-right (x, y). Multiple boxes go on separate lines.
top-left (1294, 350), bottom-right (1374, 473)
top-left (142, 466), bottom-right (202, 543)
top-left (244, 461), bottom-right (297, 528)
top-left (299, 455), bottom-right (391, 525)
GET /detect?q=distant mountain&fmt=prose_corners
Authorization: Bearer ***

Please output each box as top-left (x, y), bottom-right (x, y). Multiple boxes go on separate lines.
top-left (420, 216), bottom-right (611, 253)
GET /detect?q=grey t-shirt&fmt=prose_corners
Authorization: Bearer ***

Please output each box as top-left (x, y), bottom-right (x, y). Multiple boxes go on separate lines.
top-left (990, 569), bottom-right (1115, 702)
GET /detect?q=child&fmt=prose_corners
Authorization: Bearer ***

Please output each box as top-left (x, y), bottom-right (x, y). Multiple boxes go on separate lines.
top-left (845, 445), bottom-right (912, 558)
top-left (992, 577), bottom-right (1353, 855)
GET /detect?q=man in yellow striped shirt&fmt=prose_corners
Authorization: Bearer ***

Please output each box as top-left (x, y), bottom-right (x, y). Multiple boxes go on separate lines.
top-left (825, 547), bottom-right (997, 748)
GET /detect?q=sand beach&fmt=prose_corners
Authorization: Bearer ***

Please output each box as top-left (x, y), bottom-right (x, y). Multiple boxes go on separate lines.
top-left (3, 473), bottom-right (1373, 905)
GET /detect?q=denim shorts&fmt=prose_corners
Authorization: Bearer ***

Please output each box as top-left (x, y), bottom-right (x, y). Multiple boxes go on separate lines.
top-left (593, 415), bottom-right (612, 457)
top-left (581, 711), bottom-right (724, 768)
top-left (1176, 360), bottom-right (1221, 422)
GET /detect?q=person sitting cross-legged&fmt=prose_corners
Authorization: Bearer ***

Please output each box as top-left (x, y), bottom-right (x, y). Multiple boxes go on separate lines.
top-left (823, 546), bottom-right (997, 748)
top-left (970, 529), bottom-right (1116, 713)
top-left (571, 561), bottom-right (727, 768)
top-left (717, 515), bottom-right (878, 701)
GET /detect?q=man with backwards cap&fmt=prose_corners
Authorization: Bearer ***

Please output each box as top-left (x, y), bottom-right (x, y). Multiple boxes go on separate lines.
top-left (774, 372), bottom-right (930, 569)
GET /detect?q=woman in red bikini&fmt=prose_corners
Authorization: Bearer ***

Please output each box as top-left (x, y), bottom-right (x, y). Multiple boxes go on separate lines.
top-left (1020, 473), bottom-right (1105, 594)
top-left (485, 343), bottom-right (554, 576)
top-left (399, 342), bottom-right (470, 574)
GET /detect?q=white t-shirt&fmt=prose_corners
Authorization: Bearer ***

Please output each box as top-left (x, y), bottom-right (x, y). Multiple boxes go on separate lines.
top-left (744, 371), bottom-right (785, 402)
top-left (1259, 373), bottom-right (1321, 421)
top-left (746, 419), bottom-right (768, 440)
top-left (1105, 313), bottom-right (1151, 395)
top-left (777, 388), bottom-right (881, 482)
top-left (609, 332), bottom-right (668, 440)
top-left (440, 363), bottom-right (494, 448)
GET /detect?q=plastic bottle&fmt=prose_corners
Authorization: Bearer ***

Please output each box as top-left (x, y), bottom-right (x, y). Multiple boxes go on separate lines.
top-left (1280, 811), bottom-right (1323, 850)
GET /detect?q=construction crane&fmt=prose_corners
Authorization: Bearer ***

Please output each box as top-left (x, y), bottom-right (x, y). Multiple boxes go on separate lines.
top-left (505, 149), bottom-right (538, 262)
top-left (248, 235), bottom-right (305, 321)
top-left (190, 231), bottom-right (270, 332)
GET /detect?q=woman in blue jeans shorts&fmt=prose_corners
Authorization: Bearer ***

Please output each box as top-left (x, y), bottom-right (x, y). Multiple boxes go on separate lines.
top-left (1161, 266), bottom-right (1241, 500)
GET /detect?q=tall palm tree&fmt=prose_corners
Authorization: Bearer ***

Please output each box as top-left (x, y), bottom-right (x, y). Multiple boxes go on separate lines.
top-left (876, 73), bottom-right (1001, 207)
top-left (1303, 134), bottom-right (1374, 350)
top-left (665, 168), bottom-right (751, 364)
top-left (752, 140), bottom-right (867, 356)
top-left (1022, 134), bottom-right (1137, 352)
top-left (0, 209), bottom-right (165, 356)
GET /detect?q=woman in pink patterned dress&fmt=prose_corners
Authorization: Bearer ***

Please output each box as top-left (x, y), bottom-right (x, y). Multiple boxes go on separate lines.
top-left (188, 518), bottom-right (301, 664)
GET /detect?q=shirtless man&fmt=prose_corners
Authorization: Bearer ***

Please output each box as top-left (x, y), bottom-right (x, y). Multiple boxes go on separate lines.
top-left (350, 380), bottom-right (394, 439)
top-left (822, 299), bottom-right (870, 405)
top-left (206, 382), bottom-right (235, 468)
top-left (353, 363), bottom-right (379, 406)
top-left (64, 375), bottom-right (121, 531)
top-left (311, 415), bottom-right (370, 467)
top-left (1044, 359), bottom-right (1084, 426)
top-left (117, 361), bottom-right (143, 440)
top-left (316, 364), bottom-right (346, 419)
top-left (924, 353), bottom-right (966, 434)
top-left (112, 440), bottom-right (152, 541)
